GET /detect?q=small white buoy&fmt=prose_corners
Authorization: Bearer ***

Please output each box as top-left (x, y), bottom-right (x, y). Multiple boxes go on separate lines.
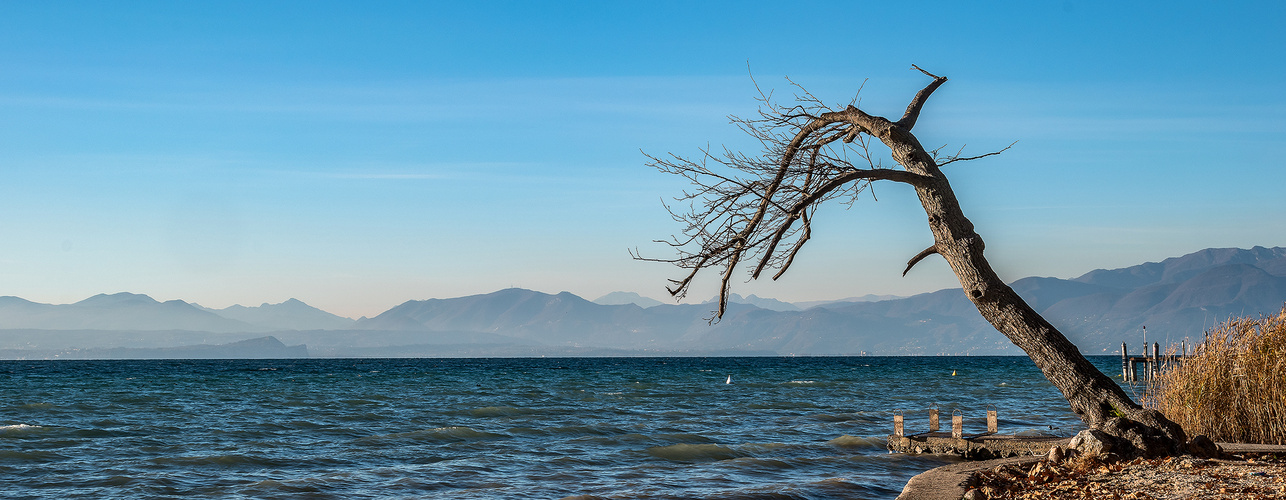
top-left (726, 375), bottom-right (732, 384)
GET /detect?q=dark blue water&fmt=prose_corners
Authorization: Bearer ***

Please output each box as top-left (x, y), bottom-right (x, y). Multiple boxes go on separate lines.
top-left (0, 356), bottom-right (1124, 499)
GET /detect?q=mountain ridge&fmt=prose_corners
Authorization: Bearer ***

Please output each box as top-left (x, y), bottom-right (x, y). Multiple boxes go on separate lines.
top-left (195, 299), bottom-right (356, 331)
top-left (2, 246), bottom-right (1284, 357)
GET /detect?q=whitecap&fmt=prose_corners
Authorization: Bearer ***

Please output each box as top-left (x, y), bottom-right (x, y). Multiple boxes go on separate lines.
top-left (0, 424), bottom-right (42, 432)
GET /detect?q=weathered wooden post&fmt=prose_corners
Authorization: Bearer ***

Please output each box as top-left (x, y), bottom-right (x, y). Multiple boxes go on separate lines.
top-left (1157, 341), bottom-right (1167, 375)
top-left (1121, 342), bottom-right (1128, 381)
top-left (929, 407), bottom-right (939, 433)
top-left (894, 412), bottom-right (904, 437)
top-left (951, 410), bottom-right (963, 439)
top-left (987, 407), bottom-right (998, 434)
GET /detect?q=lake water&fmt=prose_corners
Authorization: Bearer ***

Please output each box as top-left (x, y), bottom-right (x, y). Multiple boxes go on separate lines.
top-left (0, 356), bottom-right (1126, 499)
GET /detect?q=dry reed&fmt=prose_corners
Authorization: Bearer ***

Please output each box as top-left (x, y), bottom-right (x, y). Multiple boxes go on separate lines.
top-left (1142, 306), bottom-right (1286, 444)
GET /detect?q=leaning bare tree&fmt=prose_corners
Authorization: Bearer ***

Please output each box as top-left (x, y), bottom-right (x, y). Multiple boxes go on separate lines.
top-left (638, 66), bottom-right (1189, 457)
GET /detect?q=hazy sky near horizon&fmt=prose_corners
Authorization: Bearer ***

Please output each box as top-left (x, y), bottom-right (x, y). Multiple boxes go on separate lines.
top-left (2, 1), bottom-right (1284, 318)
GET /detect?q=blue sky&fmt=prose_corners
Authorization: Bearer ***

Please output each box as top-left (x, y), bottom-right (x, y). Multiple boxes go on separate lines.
top-left (2, 1), bottom-right (1283, 318)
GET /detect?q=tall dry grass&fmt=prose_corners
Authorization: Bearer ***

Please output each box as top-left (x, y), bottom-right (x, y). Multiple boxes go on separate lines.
top-left (1143, 306), bottom-right (1286, 445)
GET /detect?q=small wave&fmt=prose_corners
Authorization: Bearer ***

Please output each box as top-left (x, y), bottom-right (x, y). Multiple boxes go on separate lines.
top-left (151, 454), bottom-right (284, 468)
top-left (84, 475), bottom-right (137, 487)
top-left (505, 426), bottom-right (551, 436)
top-left (737, 441), bottom-right (802, 455)
top-left (469, 406), bottom-right (534, 417)
top-left (241, 478), bottom-right (340, 495)
top-left (810, 413), bottom-right (855, 422)
top-left (366, 426), bottom-right (510, 443)
top-left (827, 435), bottom-right (885, 449)
top-left (0, 449), bottom-right (67, 462)
top-left (548, 424), bottom-right (631, 437)
top-left (653, 432), bottom-right (716, 444)
top-left (646, 443), bottom-right (748, 462)
top-left (785, 380), bottom-right (817, 385)
top-left (0, 424), bottom-right (42, 432)
top-left (340, 398), bottom-right (384, 407)
top-left (568, 432), bottom-right (653, 446)
top-left (722, 456), bottom-right (795, 470)
top-left (748, 401), bottom-right (821, 410)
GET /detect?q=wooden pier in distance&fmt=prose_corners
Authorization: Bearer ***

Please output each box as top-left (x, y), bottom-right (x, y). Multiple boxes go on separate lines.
top-left (1121, 341), bottom-right (1190, 382)
top-left (886, 408), bottom-right (1068, 460)
top-left (890, 335), bottom-right (1195, 459)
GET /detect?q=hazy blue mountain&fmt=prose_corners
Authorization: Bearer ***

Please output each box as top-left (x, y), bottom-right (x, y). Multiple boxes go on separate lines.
top-left (0, 292), bottom-right (254, 332)
top-left (350, 287), bottom-right (979, 355)
top-left (673, 247), bottom-right (1286, 354)
top-left (686, 288), bottom-right (1006, 355)
top-left (704, 293), bottom-right (801, 312)
top-left (0, 329), bottom-right (259, 353)
top-left (10, 336), bottom-right (309, 360)
top-left (598, 291), bottom-right (902, 311)
top-left (2, 246), bottom-right (1283, 358)
top-left (354, 288), bottom-right (724, 349)
top-left (593, 291), bottom-right (665, 308)
top-left (1074, 246), bottom-right (1286, 289)
top-left (794, 294), bottom-right (906, 309)
top-left (1024, 247), bottom-right (1286, 350)
top-left (198, 298), bottom-right (356, 331)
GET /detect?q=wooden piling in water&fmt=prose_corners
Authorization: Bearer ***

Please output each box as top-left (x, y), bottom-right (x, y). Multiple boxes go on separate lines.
top-left (887, 407), bottom-right (1063, 459)
top-left (1121, 339), bottom-right (1188, 382)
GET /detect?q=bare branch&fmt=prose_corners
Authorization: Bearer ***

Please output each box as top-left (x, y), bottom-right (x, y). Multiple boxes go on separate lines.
top-left (939, 141), bottom-right (1018, 166)
top-left (639, 72), bottom-right (933, 319)
top-left (772, 212), bottom-right (810, 280)
top-left (895, 65), bottom-right (948, 131)
top-left (902, 245), bottom-right (941, 276)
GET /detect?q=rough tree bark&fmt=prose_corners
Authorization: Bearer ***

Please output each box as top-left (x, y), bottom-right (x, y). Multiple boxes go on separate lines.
top-left (639, 66), bottom-right (1189, 457)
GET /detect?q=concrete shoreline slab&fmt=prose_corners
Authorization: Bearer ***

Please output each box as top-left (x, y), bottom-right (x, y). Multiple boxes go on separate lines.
top-left (895, 455), bottom-right (1042, 500)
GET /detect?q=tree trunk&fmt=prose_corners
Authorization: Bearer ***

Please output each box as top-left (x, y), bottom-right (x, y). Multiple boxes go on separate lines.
top-left (644, 67), bottom-right (1192, 458)
top-left (879, 124), bottom-right (1188, 457)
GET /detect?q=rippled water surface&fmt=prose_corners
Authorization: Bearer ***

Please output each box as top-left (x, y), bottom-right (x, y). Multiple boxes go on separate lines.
top-left (1, 356), bottom-right (1123, 499)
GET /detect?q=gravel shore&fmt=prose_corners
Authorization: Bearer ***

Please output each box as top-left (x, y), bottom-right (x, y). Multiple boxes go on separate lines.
top-left (971, 453), bottom-right (1286, 499)
top-left (898, 444), bottom-right (1286, 499)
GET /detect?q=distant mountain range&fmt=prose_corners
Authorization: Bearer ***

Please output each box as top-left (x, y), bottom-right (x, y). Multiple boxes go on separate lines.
top-left (194, 298), bottom-right (356, 331)
top-left (2, 246), bottom-right (1284, 358)
top-left (0, 293), bottom-right (354, 333)
top-left (7, 336), bottom-right (310, 360)
top-left (591, 291), bottom-right (902, 310)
